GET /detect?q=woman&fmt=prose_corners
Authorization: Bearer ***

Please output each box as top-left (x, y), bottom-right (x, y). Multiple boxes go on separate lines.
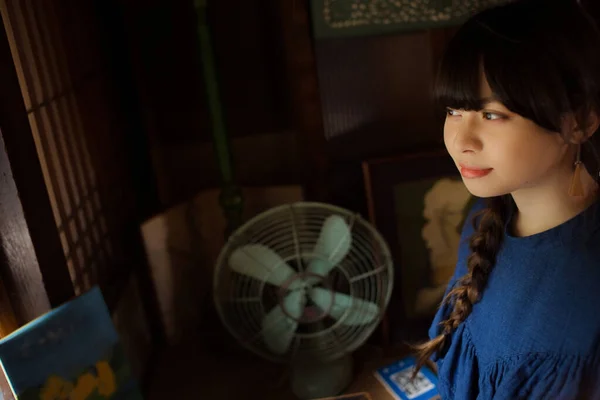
top-left (414, 0), bottom-right (600, 398)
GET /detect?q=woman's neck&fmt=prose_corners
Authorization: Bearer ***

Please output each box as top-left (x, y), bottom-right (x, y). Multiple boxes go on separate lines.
top-left (511, 168), bottom-right (598, 237)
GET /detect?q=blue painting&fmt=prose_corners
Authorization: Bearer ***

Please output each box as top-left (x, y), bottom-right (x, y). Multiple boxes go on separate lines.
top-left (0, 286), bottom-right (142, 399)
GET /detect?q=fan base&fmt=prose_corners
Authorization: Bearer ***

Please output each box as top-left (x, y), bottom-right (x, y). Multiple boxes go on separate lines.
top-left (290, 353), bottom-right (353, 399)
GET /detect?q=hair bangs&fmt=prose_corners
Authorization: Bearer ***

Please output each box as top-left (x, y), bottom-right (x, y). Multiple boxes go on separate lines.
top-left (434, 0), bottom-right (597, 134)
top-left (477, 9), bottom-right (572, 133)
top-left (433, 20), bottom-right (493, 113)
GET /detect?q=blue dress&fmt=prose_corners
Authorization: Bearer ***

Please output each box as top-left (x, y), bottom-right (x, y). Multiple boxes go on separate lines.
top-left (429, 198), bottom-right (600, 399)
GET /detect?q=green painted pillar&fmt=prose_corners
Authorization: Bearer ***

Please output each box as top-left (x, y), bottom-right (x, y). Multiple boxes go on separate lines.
top-left (194, 0), bottom-right (243, 236)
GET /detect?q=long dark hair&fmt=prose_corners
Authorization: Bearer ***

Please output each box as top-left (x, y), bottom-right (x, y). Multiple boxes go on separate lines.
top-left (415, 0), bottom-right (600, 370)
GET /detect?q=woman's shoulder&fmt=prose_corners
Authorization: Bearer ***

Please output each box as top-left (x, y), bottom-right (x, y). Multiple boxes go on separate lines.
top-left (467, 234), bottom-right (600, 364)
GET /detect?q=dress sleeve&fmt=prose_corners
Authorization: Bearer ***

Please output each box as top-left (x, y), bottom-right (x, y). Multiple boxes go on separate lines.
top-left (483, 353), bottom-right (600, 400)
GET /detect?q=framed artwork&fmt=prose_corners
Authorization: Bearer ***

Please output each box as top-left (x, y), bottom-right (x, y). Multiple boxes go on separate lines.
top-left (310, 0), bottom-right (515, 39)
top-left (362, 150), bottom-right (476, 343)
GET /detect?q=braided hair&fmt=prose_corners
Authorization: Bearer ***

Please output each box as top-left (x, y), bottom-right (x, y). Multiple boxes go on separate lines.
top-left (414, 196), bottom-right (507, 367)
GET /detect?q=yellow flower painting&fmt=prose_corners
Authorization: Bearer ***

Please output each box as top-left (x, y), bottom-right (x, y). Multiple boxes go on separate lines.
top-left (40, 361), bottom-right (116, 400)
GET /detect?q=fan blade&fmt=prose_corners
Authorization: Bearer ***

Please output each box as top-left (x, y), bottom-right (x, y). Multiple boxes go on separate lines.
top-left (306, 215), bottom-right (352, 278)
top-left (229, 244), bottom-right (298, 288)
top-left (262, 290), bottom-right (305, 355)
top-left (309, 287), bottom-right (379, 325)
top-left (303, 259), bottom-right (332, 285)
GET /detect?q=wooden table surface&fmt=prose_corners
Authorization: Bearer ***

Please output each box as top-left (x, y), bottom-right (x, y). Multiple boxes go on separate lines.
top-left (147, 339), bottom-right (412, 400)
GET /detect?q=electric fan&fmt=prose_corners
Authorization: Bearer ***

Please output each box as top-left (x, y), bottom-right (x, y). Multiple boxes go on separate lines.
top-left (213, 202), bottom-right (393, 399)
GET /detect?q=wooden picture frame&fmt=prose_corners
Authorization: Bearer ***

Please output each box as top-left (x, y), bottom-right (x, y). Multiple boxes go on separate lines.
top-left (362, 150), bottom-right (476, 345)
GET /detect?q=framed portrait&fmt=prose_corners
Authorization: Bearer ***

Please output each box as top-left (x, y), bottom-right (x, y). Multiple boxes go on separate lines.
top-left (362, 150), bottom-right (476, 343)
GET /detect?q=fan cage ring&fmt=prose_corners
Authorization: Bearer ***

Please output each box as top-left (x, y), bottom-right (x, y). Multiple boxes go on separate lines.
top-left (213, 202), bottom-right (394, 363)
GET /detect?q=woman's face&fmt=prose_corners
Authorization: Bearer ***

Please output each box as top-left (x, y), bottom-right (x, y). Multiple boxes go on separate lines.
top-left (443, 78), bottom-right (572, 198)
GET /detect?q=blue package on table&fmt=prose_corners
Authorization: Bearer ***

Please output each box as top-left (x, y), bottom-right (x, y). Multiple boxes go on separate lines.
top-left (374, 356), bottom-right (439, 400)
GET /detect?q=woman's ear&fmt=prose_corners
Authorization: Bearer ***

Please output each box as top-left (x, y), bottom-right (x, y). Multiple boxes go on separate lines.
top-left (563, 110), bottom-right (600, 143)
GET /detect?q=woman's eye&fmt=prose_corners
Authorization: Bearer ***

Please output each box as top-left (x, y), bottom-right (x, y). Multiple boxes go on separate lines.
top-left (446, 108), bottom-right (460, 117)
top-left (482, 112), bottom-right (503, 120)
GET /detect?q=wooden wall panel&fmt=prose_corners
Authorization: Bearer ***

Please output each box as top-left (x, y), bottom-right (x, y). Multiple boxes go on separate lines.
top-left (315, 31), bottom-right (447, 162)
top-left (118, 0), bottom-right (305, 205)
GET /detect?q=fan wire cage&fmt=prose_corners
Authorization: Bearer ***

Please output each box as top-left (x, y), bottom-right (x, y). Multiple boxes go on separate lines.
top-left (213, 202), bottom-right (394, 363)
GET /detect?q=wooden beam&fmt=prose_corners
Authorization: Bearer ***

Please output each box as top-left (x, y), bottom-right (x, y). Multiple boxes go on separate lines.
top-left (277, 0), bottom-right (330, 202)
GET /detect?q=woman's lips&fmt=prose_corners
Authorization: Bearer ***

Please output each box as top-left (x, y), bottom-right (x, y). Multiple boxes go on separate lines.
top-left (459, 164), bottom-right (493, 179)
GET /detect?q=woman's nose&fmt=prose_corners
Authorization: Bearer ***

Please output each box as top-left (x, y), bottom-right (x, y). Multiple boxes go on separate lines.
top-left (450, 114), bottom-right (482, 153)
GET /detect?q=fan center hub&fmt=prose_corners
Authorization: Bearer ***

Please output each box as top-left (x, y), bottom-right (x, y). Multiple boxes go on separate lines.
top-left (280, 272), bottom-right (332, 324)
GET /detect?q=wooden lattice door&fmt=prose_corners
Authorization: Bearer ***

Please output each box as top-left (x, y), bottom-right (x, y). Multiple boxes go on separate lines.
top-left (0, 0), bottom-right (162, 384)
